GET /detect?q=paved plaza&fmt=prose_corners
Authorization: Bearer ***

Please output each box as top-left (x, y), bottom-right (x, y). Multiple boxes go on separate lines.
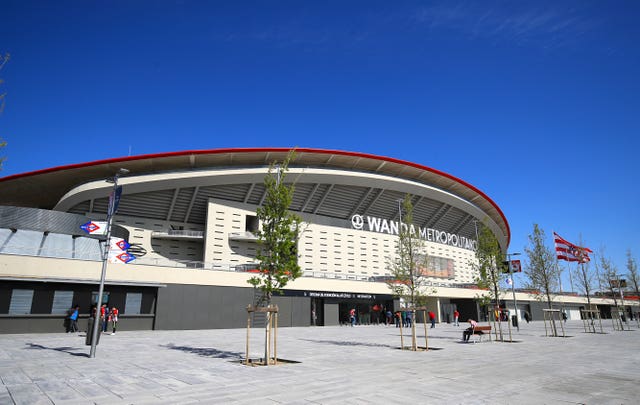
top-left (0, 320), bottom-right (638, 404)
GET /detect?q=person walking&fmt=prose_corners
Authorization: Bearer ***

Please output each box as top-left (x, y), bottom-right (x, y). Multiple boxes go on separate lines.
top-left (453, 310), bottom-right (460, 326)
top-left (429, 311), bottom-right (436, 328)
top-left (349, 307), bottom-right (356, 327)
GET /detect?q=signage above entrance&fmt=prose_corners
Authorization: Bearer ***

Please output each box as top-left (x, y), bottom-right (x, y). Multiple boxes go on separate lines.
top-left (350, 214), bottom-right (477, 251)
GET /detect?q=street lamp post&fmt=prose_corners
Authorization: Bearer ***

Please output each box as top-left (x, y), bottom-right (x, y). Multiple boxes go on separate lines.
top-left (89, 169), bottom-right (128, 358)
top-left (617, 274), bottom-right (626, 326)
top-left (507, 252), bottom-right (521, 331)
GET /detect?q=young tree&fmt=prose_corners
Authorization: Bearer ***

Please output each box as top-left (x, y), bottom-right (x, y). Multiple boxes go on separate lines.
top-left (626, 249), bottom-right (639, 297)
top-left (523, 224), bottom-right (559, 310)
top-left (474, 221), bottom-right (505, 339)
top-left (572, 236), bottom-right (596, 308)
top-left (247, 150), bottom-right (302, 365)
top-left (594, 249), bottom-right (627, 328)
top-left (594, 249), bottom-right (620, 306)
top-left (386, 194), bottom-right (431, 350)
top-left (248, 150), bottom-right (302, 305)
top-left (573, 260), bottom-right (596, 308)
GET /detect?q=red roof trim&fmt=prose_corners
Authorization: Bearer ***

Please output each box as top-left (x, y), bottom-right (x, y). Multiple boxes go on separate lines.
top-left (0, 147), bottom-right (510, 243)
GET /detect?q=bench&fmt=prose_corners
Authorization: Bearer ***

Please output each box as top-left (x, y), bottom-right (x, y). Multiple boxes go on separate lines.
top-left (465, 325), bottom-right (492, 343)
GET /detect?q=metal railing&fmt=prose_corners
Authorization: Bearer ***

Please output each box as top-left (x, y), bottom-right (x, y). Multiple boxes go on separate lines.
top-left (2, 245), bottom-right (474, 288)
top-left (150, 230), bottom-right (204, 239)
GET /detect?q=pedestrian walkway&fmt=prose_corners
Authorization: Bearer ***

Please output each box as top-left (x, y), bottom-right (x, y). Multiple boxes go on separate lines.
top-left (0, 320), bottom-right (638, 404)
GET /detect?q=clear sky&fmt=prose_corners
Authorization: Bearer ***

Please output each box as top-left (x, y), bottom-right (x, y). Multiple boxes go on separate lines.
top-left (1, 1), bottom-right (639, 291)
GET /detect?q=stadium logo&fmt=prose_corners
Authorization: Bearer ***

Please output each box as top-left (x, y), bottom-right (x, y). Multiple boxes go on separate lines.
top-left (350, 214), bottom-right (477, 251)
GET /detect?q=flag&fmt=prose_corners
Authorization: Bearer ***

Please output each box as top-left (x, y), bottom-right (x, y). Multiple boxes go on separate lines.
top-left (553, 232), bottom-right (592, 263)
top-left (501, 260), bottom-right (522, 273)
top-left (107, 185), bottom-right (123, 216)
top-left (510, 259), bottom-right (522, 272)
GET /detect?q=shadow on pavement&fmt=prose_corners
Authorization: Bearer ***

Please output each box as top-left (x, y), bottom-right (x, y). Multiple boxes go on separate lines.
top-left (299, 338), bottom-right (395, 348)
top-left (25, 343), bottom-right (89, 357)
top-left (162, 343), bottom-right (243, 359)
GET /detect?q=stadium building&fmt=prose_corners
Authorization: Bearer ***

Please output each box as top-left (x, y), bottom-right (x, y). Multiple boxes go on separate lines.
top-left (0, 148), bottom-right (631, 333)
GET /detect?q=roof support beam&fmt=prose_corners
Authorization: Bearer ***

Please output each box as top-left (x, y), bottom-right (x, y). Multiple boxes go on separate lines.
top-left (349, 187), bottom-right (373, 217)
top-left (244, 183), bottom-right (255, 203)
top-left (360, 189), bottom-right (385, 218)
top-left (423, 203), bottom-right (451, 229)
top-left (313, 184), bottom-right (334, 215)
top-left (166, 188), bottom-right (179, 221)
top-left (451, 213), bottom-right (472, 235)
top-left (184, 186), bottom-right (199, 223)
top-left (394, 195), bottom-right (423, 221)
top-left (300, 183), bottom-right (320, 213)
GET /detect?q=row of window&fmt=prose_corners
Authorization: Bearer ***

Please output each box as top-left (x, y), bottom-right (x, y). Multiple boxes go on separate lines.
top-left (8, 289), bottom-right (143, 315)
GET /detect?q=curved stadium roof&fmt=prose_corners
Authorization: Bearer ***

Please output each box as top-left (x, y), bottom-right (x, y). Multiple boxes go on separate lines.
top-left (0, 147), bottom-right (510, 249)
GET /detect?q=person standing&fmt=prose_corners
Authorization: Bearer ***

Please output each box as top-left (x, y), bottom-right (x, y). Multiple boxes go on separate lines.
top-left (349, 307), bottom-right (356, 327)
top-left (100, 304), bottom-right (110, 332)
top-left (69, 305), bottom-right (79, 333)
top-left (429, 311), bottom-right (436, 328)
top-left (110, 306), bottom-right (119, 334)
top-left (453, 310), bottom-right (460, 326)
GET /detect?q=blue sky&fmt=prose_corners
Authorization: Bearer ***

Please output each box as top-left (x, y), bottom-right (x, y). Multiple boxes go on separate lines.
top-left (1, 1), bottom-right (639, 290)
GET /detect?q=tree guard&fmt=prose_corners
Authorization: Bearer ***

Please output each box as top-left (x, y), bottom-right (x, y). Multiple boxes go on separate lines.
top-left (610, 306), bottom-right (627, 331)
top-left (542, 309), bottom-right (565, 337)
top-left (580, 308), bottom-right (603, 334)
top-left (245, 305), bottom-right (279, 366)
top-left (398, 307), bottom-right (429, 351)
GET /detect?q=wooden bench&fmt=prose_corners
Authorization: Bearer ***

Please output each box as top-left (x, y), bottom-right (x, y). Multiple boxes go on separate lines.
top-left (465, 325), bottom-right (492, 343)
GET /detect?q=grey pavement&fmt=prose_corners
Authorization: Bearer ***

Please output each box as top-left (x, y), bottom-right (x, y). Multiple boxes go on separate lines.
top-left (0, 320), bottom-right (638, 404)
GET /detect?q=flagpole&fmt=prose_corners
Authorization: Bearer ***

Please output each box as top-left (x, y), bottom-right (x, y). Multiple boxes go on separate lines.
top-left (553, 231), bottom-right (566, 322)
top-left (507, 253), bottom-right (520, 332)
top-left (89, 169), bottom-right (128, 358)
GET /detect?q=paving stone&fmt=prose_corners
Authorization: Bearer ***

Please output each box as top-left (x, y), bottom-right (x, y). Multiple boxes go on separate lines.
top-left (0, 321), bottom-right (638, 404)
top-left (5, 384), bottom-right (52, 405)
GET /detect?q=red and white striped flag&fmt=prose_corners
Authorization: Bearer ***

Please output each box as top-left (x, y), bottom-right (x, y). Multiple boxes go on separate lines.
top-left (553, 232), bottom-right (592, 263)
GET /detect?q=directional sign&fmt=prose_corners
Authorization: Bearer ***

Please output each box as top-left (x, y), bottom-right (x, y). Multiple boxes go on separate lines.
top-left (107, 237), bottom-right (135, 264)
top-left (80, 221), bottom-right (108, 235)
top-left (110, 238), bottom-right (130, 251)
top-left (108, 251), bottom-right (136, 264)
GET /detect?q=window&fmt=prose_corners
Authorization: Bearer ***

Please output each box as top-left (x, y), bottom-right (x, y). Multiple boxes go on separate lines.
top-left (246, 215), bottom-right (259, 232)
top-left (9, 289), bottom-right (34, 315)
top-left (51, 291), bottom-right (74, 314)
top-left (125, 292), bottom-right (142, 315)
top-left (91, 292), bottom-right (110, 305)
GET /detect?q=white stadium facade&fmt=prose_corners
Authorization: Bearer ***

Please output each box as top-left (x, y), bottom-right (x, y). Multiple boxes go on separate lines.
top-left (0, 148), bottom-right (633, 333)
